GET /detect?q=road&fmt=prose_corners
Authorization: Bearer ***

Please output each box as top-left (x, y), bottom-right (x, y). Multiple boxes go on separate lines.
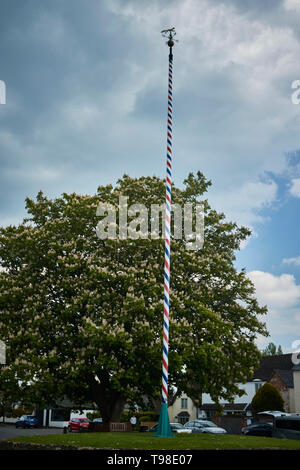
top-left (0, 423), bottom-right (63, 443)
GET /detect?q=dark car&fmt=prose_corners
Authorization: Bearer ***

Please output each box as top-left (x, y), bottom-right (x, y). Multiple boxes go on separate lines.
top-left (273, 416), bottom-right (300, 440)
top-left (15, 415), bottom-right (38, 428)
top-left (242, 422), bottom-right (273, 437)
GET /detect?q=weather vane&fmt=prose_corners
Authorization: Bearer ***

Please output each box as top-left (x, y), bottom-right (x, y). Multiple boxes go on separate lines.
top-left (161, 27), bottom-right (178, 60)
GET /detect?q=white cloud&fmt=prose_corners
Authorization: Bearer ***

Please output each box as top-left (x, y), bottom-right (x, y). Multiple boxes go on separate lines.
top-left (289, 178), bottom-right (300, 197)
top-left (247, 270), bottom-right (300, 309)
top-left (247, 270), bottom-right (300, 338)
top-left (111, 0), bottom-right (300, 100)
top-left (108, 0), bottom-right (297, 226)
top-left (282, 256), bottom-right (300, 266)
top-left (208, 178), bottom-right (277, 229)
top-left (284, 0), bottom-right (300, 13)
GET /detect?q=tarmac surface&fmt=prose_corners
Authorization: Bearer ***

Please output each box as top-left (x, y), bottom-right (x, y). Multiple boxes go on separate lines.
top-left (0, 423), bottom-right (63, 443)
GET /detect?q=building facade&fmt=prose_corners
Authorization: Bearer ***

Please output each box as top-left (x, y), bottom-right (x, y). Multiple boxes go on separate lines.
top-left (169, 354), bottom-right (300, 421)
top-left (199, 354), bottom-right (300, 416)
top-left (168, 394), bottom-right (199, 423)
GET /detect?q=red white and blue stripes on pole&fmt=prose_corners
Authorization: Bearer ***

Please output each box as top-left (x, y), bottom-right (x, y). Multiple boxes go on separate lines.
top-left (162, 49), bottom-right (173, 404)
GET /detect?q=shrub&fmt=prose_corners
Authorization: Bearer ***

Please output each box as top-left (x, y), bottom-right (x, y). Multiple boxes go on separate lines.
top-left (120, 410), bottom-right (158, 424)
top-left (252, 382), bottom-right (284, 414)
top-left (12, 407), bottom-right (26, 418)
top-left (86, 411), bottom-right (101, 421)
top-left (137, 412), bottom-right (158, 424)
top-left (120, 410), bottom-right (131, 423)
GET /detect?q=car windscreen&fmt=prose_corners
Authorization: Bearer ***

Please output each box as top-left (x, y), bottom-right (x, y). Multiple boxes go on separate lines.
top-left (202, 421), bottom-right (217, 427)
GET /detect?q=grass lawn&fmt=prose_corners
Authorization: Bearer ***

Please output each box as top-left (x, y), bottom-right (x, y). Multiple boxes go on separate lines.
top-left (8, 432), bottom-right (300, 450)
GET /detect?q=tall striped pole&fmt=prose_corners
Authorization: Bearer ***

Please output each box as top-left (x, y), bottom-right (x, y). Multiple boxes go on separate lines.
top-left (162, 36), bottom-right (173, 405)
top-left (155, 27), bottom-right (177, 438)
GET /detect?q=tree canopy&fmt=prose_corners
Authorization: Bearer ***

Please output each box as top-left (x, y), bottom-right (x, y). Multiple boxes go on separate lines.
top-left (0, 172), bottom-right (268, 421)
top-left (262, 342), bottom-right (283, 356)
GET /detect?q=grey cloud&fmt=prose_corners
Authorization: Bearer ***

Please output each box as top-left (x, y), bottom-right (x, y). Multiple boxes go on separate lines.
top-left (0, 0), bottom-right (300, 230)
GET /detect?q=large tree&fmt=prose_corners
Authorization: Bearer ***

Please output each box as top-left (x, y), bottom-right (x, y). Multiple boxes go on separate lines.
top-left (0, 172), bottom-right (268, 422)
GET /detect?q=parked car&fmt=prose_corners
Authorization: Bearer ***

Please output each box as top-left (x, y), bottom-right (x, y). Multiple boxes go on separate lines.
top-left (148, 423), bottom-right (192, 434)
top-left (68, 418), bottom-right (90, 432)
top-left (257, 411), bottom-right (291, 418)
top-left (242, 422), bottom-right (273, 437)
top-left (273, 416), bottom-right (300, 440)
top-left (184, 419), bottom-right (227, 434)
top-left (15, 415), bottom-right (38, 428)
top-left (92, 418), bottom-right (103, 423)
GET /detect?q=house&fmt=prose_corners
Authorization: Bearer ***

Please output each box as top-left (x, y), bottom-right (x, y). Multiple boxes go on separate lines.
top-left (0, 397), bottom-right (97, 427)
top-left (39, 407), bottom-right (96, 428)
top-left (252, 353), bottom-right (300, 413)
top-left (34, 398), bottom-right (97, 428)
top-left (169, 354), bottom-right (300, 421)
top-left (168, 394), bottom-right (199, 423)
top-left (200, 354), bottom-right (300, 417)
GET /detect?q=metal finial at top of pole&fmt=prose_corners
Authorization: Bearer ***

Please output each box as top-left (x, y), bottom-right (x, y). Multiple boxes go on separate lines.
top-left (161, 27), bottom-right (177, 60)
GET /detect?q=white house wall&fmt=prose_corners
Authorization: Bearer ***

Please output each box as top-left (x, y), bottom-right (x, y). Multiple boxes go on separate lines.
top-left (45, 409), bottom-right (95, 428)
top-left (201, 381), bottom-right (264, 407)
top-left (293, 371), bottom-right (300, 413)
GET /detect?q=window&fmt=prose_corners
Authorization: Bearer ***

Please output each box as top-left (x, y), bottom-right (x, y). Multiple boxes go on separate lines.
top-left (198, 420), bottom-right (217, 428)
top-left (254, 382), bottom-right (262, 393)
top-left (195, 422), bottom-right (203, 428)
top-left (276, 419), bottom-right (300, 431)
top-left (177, 412), bottom-right (190, 424)
top-left (185, 422), bottom-right (193, 427)
top-left (51, 408), bottom-right (71, 422)
top-left (181, 398), bottom-right (188, 409)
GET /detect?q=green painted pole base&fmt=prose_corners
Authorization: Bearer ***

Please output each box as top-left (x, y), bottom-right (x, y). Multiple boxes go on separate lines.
top-left (154, 402), bottom-right (174, 437)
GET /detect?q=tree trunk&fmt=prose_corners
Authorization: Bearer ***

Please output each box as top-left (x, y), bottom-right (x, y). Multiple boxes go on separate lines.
top-left (97, 396), bottom-right (126, 423)
top-left (88, 375), bottom-right (127, 424)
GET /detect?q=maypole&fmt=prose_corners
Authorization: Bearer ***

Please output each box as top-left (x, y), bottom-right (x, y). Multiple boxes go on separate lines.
top-left (155, 27), bottom-right (177, 438)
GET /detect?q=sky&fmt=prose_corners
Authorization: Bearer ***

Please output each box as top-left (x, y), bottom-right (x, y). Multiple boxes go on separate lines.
top-left (1, 0), bottom-right (300, 353)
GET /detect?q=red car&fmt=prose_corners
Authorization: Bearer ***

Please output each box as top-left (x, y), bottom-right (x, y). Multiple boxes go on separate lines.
top-left (68, 418), bottom-right (90, 432)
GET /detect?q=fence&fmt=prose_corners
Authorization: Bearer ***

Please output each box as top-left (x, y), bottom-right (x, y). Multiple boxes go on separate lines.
top-left (140, 421), bottom-right (157, 430)
top-left (211, 416), bottom-right (248, 434)
top-left (89, 421), bottom-right (132, 432)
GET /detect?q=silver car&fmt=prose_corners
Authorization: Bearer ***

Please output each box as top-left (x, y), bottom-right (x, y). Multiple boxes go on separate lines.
top-left (148, 422), bottom-right (192, 434)
top-left (183, 419), bottom-right (227, 434)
